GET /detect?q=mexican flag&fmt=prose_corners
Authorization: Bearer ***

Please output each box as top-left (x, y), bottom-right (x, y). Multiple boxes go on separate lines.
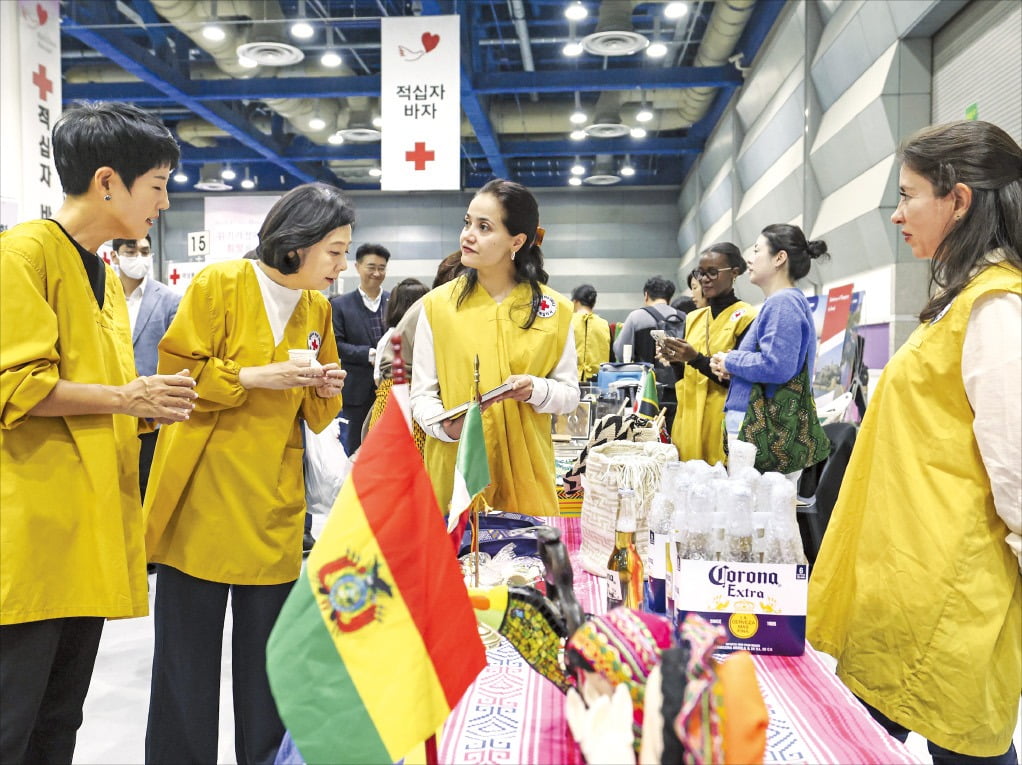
top-left (266, 384), bottom-right (486, 764)
top-left (445, 399), bottom-right (490, 539)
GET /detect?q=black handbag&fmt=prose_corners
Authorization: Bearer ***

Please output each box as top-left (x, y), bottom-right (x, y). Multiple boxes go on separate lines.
top-left (738, 363), bottom-right (830, 473)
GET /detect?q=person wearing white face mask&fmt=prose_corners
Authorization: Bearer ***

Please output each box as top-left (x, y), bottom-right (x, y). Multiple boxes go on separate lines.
top-left (111, 235), bottom-right (181, 502)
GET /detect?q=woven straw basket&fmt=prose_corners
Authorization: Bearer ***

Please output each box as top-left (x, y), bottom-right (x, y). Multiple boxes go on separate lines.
top-left (579, 441), bottom-right (678, 575)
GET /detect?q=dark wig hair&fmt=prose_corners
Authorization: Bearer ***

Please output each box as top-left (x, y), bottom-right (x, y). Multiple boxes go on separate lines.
top-left (570, 284), bottom-right (598, 309)
top-left (457, 179), bottom-right (548, 328)
top-left (897, 120), bottom-right (1022, 322)
top-left (702, 241), bottom-right (747, 275)
top-left (760, 224), bottom-right (829, 282)
top-left (53, 102), bottom-right (180, 196)
top-left (256, 183), bottom-right (355, 275)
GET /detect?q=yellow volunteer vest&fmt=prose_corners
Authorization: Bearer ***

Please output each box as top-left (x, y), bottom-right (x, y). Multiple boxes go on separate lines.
top-left (808, 262), bottom-right (1022, 756)
top-left (1, 220), bottom-right (148, 624)
top-left (571, 311), bottom-right (611, 381)
top-left (423, 278), bottom-right (572, 516)
top-left (144, 260), bottom-right (341, 585)
top-left (670, 302), bottom-right (755, 464)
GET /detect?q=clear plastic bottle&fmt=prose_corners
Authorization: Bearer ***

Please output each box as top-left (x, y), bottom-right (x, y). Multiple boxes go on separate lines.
top-left (607, 488), bottom-right (644, 611)
top-left (762, 478), bottom-right (808, 564)
top-left (645, 492), bottom-right (673, 614)
top-left (724, 483), bottom-right (756, 562)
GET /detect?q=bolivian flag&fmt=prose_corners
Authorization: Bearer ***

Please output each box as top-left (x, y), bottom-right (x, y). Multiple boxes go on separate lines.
top-left (266, 385), bottom-right (486, 764)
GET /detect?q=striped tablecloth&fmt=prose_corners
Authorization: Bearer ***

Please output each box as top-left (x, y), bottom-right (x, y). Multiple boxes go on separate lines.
top-left (438, 517), bottom-right (924, 765)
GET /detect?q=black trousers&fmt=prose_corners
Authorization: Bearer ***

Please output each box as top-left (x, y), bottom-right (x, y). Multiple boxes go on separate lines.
top-left (341, 403), bottom-right (371, 454)
top-left (138, 430), bottom-right (159, 501)
top-left (0, 616), bottom-right (104, 764)
top-left (145, 565), bottom-right (294, 765)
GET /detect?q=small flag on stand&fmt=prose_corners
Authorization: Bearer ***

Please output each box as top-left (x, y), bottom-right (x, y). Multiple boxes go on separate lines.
top-left (446, 399), bottom-right (490, 550)
top-left (635, 369), bottom-right (660, 420)
top-left (266, 384), bottom-right (486, 765)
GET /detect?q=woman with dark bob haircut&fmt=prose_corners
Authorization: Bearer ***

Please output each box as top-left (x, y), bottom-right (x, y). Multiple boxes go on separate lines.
top-left (411, 179), bottom-right (580, 516)
top-left (810, 120), bottom-right (1021, 763)
top-left (144, 182), bottom-right (351, 764)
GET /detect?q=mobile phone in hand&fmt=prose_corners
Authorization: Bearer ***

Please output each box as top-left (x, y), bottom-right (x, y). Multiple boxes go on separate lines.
top-left (650, 329), bottom-right (667, 346)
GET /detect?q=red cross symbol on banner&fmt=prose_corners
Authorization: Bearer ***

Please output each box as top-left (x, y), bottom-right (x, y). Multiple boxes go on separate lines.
top-left (169, 269), bottom-right (181, 285)
top-left (32, 65), bottom-right (53, 102)
top-left (405, 142), bottom-right (435, 171)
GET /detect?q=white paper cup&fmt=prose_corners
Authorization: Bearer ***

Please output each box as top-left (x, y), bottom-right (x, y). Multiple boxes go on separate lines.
top-left (727, 435), bottom-right (757, 475)
top-left (288, 349), bottom-right (321, 368)
top-left (622, 344), bottom-right (633, 363)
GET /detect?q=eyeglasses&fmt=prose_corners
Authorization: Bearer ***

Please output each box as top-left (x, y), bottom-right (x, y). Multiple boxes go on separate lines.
top-left (692, 266), bottom-right (737, 281)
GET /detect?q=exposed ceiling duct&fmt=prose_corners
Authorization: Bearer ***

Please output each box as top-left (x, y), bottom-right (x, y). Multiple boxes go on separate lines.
top-left (193, 162), bottom-right (233, 191)
top-left (585, 91), bottom-right (630, 138)
top-left (583, 154), bottom-right (622, 185)
top-left (581, 0), bottom-right (648, 57)
top-left (674, 0), bottom-right (756, 125)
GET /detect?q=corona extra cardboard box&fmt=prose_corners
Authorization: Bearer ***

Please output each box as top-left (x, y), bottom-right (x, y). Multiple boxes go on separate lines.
top-left (673, 560), bottom-right (808, 656)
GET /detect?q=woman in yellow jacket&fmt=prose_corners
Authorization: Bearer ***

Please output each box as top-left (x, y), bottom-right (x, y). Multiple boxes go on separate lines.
top-left (570, 284), bottom-right (611, 382)
top-left (0, 103), bottom-right (197, 764)
top-left (660, 243), bottom-right (755, 464)
top-left (411, 179), bottom-right (580, 517)
top-left (809, 121), bottom-right (1021, 762)
top-left (144, 183), bottom-right (350, 764)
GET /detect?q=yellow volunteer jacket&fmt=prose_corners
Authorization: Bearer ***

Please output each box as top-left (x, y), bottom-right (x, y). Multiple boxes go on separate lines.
top-left (571, 311), bottom-right (611, 381)
top-left (1, 220), bottom-right (147, 624)
top-left (670, 303), bottom-right (755, 464)
top-left (808, 262), bottom-right (1022, 756)
top-left (423, 279), bottom-right (573, 516)
top-left (144, 260), bottom-right (341, 585)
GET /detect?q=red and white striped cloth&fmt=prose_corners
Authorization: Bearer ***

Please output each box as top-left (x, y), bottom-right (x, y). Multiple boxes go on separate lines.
top-left (439, 517), bottom-right (923, 765)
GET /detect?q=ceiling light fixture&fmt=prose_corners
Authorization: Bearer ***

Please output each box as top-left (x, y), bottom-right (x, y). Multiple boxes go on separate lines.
top-left (240, 167), bottom-right (256, 190)
top-left (220, 164), bottom-right (237, 181)
top-left (636, 106), bottom-right (653, 122)
top-left (565, 2), bottom-right (588, 21)
top-left (202, 1), bottom-right (225, 42)
top-left (647, 40), bottom-right (668, 58)
top-left (571, 158), bottom-right (585, 176)
top-left (570, 129), bottom-right (586, 141)
top-left (309, 115), bottom-right (327, 131)
top-left (630, 126), bottom-right (647, 139)
top-left (173, 171), bottom-right (188, 183)
top-left (320, 27), bottom-right (341, 67)
top-left (238, 54), bottom-right (258, 69)
top-left (372, 115), bottom-right (382, 128)
top-left (368, 167), bottom-right (382, 178)
top-left (665, 2), bottom-right (689, 20)
top-left (568, 176), bottom-right (583, 186)
top-left (620, 156), bottom-right (636, 177)
top-left (291, 0), bottom-right (314, 39)
top-left (327, 132), bottom-right (344, 145)
top-left (563, 41), bottom-right (583, 56)
top-left (569, 92), bottom-right (587, 125)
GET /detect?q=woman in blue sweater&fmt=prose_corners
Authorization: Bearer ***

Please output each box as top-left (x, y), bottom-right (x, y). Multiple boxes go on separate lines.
top-left (710, 224), bottom-right (828, 479)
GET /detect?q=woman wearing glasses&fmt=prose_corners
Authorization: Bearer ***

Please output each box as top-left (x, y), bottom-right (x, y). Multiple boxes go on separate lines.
top-left (660, 242), bottom-right (755, 464)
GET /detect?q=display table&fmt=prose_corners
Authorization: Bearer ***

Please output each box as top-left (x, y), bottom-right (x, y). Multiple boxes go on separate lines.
top-left (438, 517), bottom-right (924, 765)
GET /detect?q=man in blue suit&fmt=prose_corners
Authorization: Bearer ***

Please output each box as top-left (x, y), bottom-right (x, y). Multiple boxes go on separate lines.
top-left (111, 236), bottom-right (181, 500)
top-left (329, 243), bottom-right (390, 455)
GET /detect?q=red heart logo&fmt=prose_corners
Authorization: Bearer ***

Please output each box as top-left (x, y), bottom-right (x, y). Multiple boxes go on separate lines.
top-left (37, 3), bottom-right (48, 25)
top-left (421, 32), bottom-right (439, 53)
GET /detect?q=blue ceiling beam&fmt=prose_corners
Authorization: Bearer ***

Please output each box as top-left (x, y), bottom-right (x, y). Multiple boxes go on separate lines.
top-left (61, 6), bottom-right (331, 186)
top-left (62, 65), bottom-right (740, 106)
top-left (175, 135), bottom-right (703, 164)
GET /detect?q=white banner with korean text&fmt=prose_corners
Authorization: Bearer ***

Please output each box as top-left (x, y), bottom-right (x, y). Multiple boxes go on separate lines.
top-left (0, 0), bottom-right (62, 230)
top-left (380, 15), bottom-right (460, 191)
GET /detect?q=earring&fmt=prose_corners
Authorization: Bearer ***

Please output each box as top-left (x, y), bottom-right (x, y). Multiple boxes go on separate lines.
top-left (104, 194), bottom-right (112, 201)
top-left (511, 250), bottom-right (517, 261)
